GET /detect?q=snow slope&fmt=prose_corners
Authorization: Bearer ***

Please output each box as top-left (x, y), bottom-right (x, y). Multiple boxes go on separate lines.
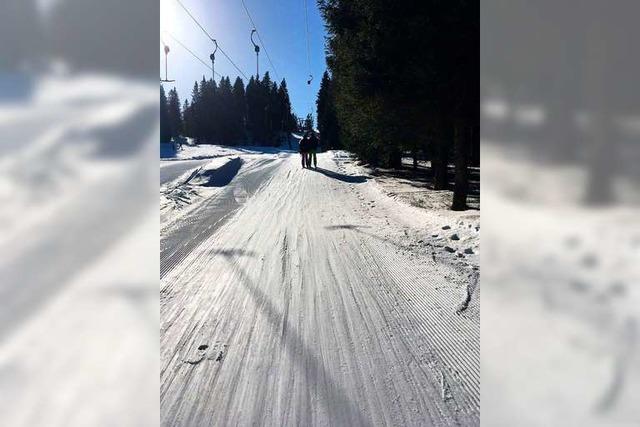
top-left (0, 74), bottom-right (159, 426)
top-left (481, 143), bottom-right (640, 426)
top-left (160, 150), bottom-right (479, 426)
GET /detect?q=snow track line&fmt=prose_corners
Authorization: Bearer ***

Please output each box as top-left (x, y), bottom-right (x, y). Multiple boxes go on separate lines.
top-left (160, 154), bottom-right (479, 426)
top-left (359, 238), bottom-right (480, 415)
top-left (160, 158), bottom-right (282, 279)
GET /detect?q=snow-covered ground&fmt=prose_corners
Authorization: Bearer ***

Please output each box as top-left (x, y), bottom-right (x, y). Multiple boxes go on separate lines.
top-left (160, 146), bottom-right (479, 425)
top-left (0, 74), bottom-right (159, 426)
top-left (482, 142), bottom-right (640, 426)
top-left (336, 152), bottom-right (480, 271)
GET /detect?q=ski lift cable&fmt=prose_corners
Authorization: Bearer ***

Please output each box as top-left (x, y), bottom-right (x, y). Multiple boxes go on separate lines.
top-left (164, 31), bottom-right (222, 79)
top-left (303, 0), bottom-right (312, 79)
top-left (240, 0), bottom-right (280, 81)
top-left (174, 0), bottom-right (249, 81)
top-left (303, 0), bottom-right (313, 118)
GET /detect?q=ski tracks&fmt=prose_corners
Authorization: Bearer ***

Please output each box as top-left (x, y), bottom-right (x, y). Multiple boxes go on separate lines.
top-left (161, 153), bottom-right (479, 426)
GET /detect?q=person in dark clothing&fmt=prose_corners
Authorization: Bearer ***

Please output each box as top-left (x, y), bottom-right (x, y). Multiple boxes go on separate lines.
top-left (299, 133), bottom-right (309, 168)
top-left (307, 132), bottom-right (319, 168)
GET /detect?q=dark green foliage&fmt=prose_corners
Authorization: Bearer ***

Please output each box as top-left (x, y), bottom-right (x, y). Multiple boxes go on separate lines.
top-left (160, 85), bottom-right (171, 143)
top-left (316, 71), bottom-right (340, 149)
top-left (231, 77), bottom-right (247, 142)
top-left (182, 100), bottom-right (192, 136)
top-left (167, 87), bottom-right (182, 139)
top-left (178, 73), bottom-right (296, 146)
top-left (240, 72), bottom-right (294, 145)
top-left (304, 114), bottom-right (314, 132)
top-left (318, 0), bottom-right (478, 208)
top-left (278, 80), bottom-right (297, 134)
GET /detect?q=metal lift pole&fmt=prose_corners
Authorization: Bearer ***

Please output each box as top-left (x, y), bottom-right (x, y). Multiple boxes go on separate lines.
top-left (209, 39), bottom-right (218, 81)
top-left (251, 29), bottom-right (260, 79)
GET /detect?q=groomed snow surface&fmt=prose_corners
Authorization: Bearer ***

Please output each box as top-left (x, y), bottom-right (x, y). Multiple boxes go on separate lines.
top-left (160, 144), bottom-right (479, 426)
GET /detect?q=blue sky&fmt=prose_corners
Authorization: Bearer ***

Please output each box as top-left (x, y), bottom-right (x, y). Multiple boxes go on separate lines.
top-left (161, 0), bottom-right (327, 120)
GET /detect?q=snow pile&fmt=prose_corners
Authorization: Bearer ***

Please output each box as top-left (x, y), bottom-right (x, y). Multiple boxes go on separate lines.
top-left (160, 156), bottom-right (241, 228)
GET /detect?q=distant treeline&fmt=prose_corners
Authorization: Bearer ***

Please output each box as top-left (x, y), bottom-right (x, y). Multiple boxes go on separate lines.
top-left (317, 0), bottom-right (479, 209)
top-left (160, 72), bottom-right (298, 146)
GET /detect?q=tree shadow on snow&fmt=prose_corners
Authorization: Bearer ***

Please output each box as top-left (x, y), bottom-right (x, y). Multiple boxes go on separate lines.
top-left (209, 248), bottom-right (257, 258)
top-left (311, 167), bottom-right (368, 184)
top-left (216, 250), bottom-right (372, 426)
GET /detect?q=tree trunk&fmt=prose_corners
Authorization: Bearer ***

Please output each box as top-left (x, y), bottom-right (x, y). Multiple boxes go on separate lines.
top-left (388, 148), bottom-right (403, 169)
top-left (452, 123), bottom-right (470, 211)
top-left (433, 123), bottom-right (451, 190)
top-left (470, 125), bottom-right (480, 167)
top-left (583, 11), bottom-right (613, 205)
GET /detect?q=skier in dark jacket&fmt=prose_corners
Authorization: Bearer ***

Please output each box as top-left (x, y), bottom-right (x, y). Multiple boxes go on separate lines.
top-left (299, 133), bottom-right (309, 168)
top-left (307, 132), bottom-right (319, 168)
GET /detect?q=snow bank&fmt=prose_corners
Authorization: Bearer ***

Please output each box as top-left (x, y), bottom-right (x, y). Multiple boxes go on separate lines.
top-left (332, 150), bottom-right (480, 271)
top-left (161, 142), bottom-right (296, 162)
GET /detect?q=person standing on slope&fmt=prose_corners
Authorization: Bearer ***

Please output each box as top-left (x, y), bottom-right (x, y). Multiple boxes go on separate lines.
top-left (307, 131), bottom-right (319, 169)
top-left (299, 132), bottom-right (309, 168)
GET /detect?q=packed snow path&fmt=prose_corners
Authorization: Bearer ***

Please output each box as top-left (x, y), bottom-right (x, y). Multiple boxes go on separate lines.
top-left (161, 151), bottom-right (479, 426)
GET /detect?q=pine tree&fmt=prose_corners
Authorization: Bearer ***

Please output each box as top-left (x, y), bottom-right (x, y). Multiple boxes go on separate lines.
top-left (232, 77), bottom-right (246, 143)
top-left (316, 71), bottom-right (340, 149)
top-left (278, 79), bottom-right (296, 134)
top-left (182, 100), bottom-right (192, 137)
top-left (217, 76), bottom-right (234, 144)
top-left (245, 76), bottom-right (260, 144)
top-left (269, 81), bottom-right (281, 145)
top-left (304, 114), bottom-right (314, 131)
top-left (319, 0), bottom-right (478, 207)
top-left (189, 81), bottom-right (202, 143)
top-left (259, 72), bottom-right (273, 144)
top-left (160, 85), bottom-right (171, 143)
top-left (167, 88), bottom-right (183, 139)
top-left (199, 77), bottom-right (217, 143)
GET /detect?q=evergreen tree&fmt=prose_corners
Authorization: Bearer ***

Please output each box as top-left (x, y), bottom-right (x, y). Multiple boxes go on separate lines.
top-left (269, 81), bottom-right (281, 145)
top-left (245, 76), bottom-right (260, 144)
top-left (167, 88), bottom-right (182, 138)
top-left (232, 77), bottom-right (247, 143)
top-left (160, 84), bottom-right (171, 143)
top-left (278, 79), bottom-right (296, 134)
top-left (167, 72), bottom-right (297, 149)
top-left (199, 77), bottom-right (217, 142)
top-left (182, 100), bottom-right (192, 137)
top-left (259, 72), bottom-right (273, 144)
top-left (319, 0), bottom-right (478, 208)
top-left (189, 81), bottom-right (202, 143)
top-left (316, 71), bottom-right (340, 149)
top-left (304, 113), bottom-right (314, 131)
top-left (217, 76), bottom-right (234, 144)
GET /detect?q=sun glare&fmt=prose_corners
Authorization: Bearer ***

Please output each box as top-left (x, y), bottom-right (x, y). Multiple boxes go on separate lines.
top-left (160, 0), bottom-right (176, 36)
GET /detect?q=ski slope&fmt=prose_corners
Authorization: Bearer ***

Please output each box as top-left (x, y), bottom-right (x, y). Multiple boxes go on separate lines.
top-left (160, 150), bottom-right (479, 426)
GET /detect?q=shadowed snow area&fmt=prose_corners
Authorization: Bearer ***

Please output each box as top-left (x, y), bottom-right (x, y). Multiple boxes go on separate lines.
top-left (160, 149), bottom-right (479, 426)
top-left (0, 74), bottom-right (159, 426)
